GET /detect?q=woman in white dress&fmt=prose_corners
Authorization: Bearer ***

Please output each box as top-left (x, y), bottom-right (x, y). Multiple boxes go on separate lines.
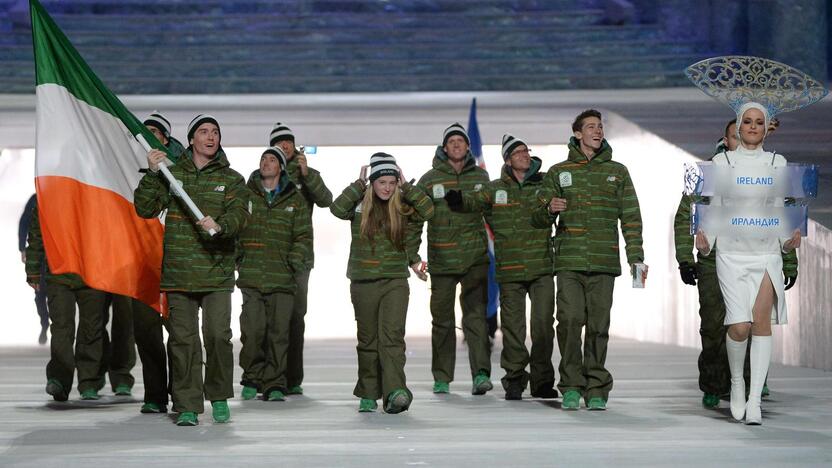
top-left (694, 102), bottom-right (801, 425)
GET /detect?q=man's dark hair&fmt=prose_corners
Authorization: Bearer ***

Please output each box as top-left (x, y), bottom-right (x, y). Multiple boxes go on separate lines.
top-left (572, 109), bottom-right (603, 133)
top-left (724, 118), bottom-right (737, 137)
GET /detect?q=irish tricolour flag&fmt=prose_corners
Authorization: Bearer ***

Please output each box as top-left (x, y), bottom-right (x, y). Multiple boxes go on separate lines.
top-left (31, 0), bottom-right (168, 311)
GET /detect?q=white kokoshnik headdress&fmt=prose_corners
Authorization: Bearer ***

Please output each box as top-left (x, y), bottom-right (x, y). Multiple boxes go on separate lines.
top-left (685, 56), bottom-right (828, 120)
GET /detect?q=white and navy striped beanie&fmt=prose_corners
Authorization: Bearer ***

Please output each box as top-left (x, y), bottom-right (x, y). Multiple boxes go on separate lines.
top-left (501, 133), bottom-right (527, 160)
top-left (187, 114), bottom-right (220, 141)
top-left (442, 122), bottom-right (470, 146)
top-left (143, 111), bottom-right (171, 138)
top-left (263, 146), bottom-right (287, 169)
top-left (369, 152), bottom-right (398, 182)
top-left (269, 122), bottom-right (295, 146)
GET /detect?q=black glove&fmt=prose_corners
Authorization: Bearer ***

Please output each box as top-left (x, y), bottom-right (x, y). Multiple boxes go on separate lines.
top-left (784, 273), bottom-right (798, 291)
top-left (678, 262), bottom-right (697, 286)
top-left (444, 189), bottom-right (463, 211)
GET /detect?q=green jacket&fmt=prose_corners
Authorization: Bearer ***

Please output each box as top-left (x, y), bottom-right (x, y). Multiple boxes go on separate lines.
top-left (673, 193), bottom-right (798, 274)
top-left (532, 138), bottom-right (643, 276)
top-left (285, 152), bottom-right (332, 270)
top-left (236, 170), bottom-right (311, 294)
top-left (411, 147), bottom-right (490, 274)
top-left (330, 180), bottom-right (434, 281)
top-left (461, 157), bottom-right (553, 283)
top-left (167, 137), bottom-right (186, 163)
top-left (24, 199), bottom-right (85, 288)
top-left (134, 148), bottom-right (249, 292)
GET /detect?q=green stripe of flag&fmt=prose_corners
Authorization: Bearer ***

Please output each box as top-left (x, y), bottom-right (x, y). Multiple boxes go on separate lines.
top-left (30, 0), bottom-right (169, 154)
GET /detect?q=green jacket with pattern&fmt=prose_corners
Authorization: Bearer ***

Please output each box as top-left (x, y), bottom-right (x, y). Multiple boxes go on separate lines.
top-left (167, 137), bottom-right (186, 163)
top-left (460, 157), bottom-right (553, 283)
top-left (134, 148), bottom-right (249, 292)
top-left (330, 180), bottom-right (434, 281)
top-left (532, 138), bottom-right (643, 276)
top-left (411, 147), bottom-right (490, 274)
top-left (236, 169), bottom-right (312, 294)
top-left (24, 199), bottom-right (85, 288)
top-left (284, 152), bottom-right (332, 271)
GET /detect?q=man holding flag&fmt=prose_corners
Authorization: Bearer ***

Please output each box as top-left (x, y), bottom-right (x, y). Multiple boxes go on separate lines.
top-left (135, 115), bottom-right (249, 426)
top-left (411, 122), bottom-right (493, 396)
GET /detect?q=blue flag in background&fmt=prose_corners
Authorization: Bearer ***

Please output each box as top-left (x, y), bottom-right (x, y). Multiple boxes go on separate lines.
top-left (468, 98), bottom-right (500, 320)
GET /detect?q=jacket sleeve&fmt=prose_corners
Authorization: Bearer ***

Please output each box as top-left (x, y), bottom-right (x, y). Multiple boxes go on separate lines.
top-left (19, 195), bottom-right (36, 252)
top-left (216, 173), bottom-right (250, 238)
top-left (782, 248), bottom-right (798, 276)
top-left (302, 167), bottom-right (333, 208)
top-left (618, 168), bottom-right (644, 265)
top-left (290, 202), bottom-right (313, 272)
top-left (401, 181), bottom-right (434, 264)
top-left (459, 185), bottom-right (493, 214)
top-left (531, 168), bottom-right (561, 228)
top-left (134, 171), bottom-right (171, 219)
top-left (673, 194), bottom-right (696, 265)
top-left (330, 180), bottom-right (365, 220)
top-left (405, 175), bottom-right (430, 265)
top-left (25, 202), bottom-right (44, 283)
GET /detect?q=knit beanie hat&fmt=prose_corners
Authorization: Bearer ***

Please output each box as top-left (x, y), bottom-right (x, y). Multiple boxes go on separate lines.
top-left (368, 152), bottom-right (399, 182)
top-left (501, 133), bottom-right (527, 160)
top-left (442, 122), bottom-right (470, 147)
top-left (187, 114), bottom-right (221, 142)
top-left (263, 146), bottom-right (287, 169)
top-left (143, 111), bottom-right (171, 138)
top-left (269, 122), bottom-right (295, 146)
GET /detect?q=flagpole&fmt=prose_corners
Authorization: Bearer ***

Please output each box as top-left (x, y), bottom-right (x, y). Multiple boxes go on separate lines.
top-left (136, 134), bottom-right (217, 236)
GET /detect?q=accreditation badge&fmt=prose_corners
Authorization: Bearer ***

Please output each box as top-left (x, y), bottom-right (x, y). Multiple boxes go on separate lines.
top-left (432, 184), bottom-right (446, 199)
top-left (559, 172), bottom-right (572, 187)
top-left (495, 190), bottom-right (508, 204)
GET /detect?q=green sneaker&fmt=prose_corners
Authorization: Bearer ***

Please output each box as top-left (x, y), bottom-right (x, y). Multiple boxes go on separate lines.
top-left (432, 381), bottom-right (450, 394)
top-left (140, 402), bottom-right (166, 414)
top-left (358, 398), bottom-right (378, 413)
top-left (761, 384), bottom-right (770, 398)
top-left (587, 397), bottom-right (607, 411)
top-left (702, 393), bottom-right (720, 409)
top-left (45, 379), bottom-right (68, 402)
top-left (80, 389), bottom-right (100, 400)
top-left (176, 412), bottom-right (198, 426)
top-left (287, 385), bottom-right (304, 395)
top-left (561, 390), bottom-right (581, 410)
top-left (212, 400), bottom-right (231, 423)
top-left (267, 390), bottom-right (286, 401)
top-left (114, 384), bottom-right (132, 396)
top-left (472, 373), bottom-right (493, 396)
top-left (241, 386), bottom-right (258, 400)
top-left (385, 389), bottom-right (411, 414)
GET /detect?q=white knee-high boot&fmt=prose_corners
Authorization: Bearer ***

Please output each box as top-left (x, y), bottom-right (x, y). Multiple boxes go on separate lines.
top-left (745, 335), bottom-right (772, 425)
top-left (726, 334), bottom-right (748, 421)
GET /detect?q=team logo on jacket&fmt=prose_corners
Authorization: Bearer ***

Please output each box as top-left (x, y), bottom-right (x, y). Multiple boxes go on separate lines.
top-left (432, 184), bottom-right (445, 199)
top-left (495, 190), bottom-right (508, 204)
top-left (214, 185), bottom-right (226, 192)
top-left (248, 201), bottom-right (253, 214)
top-left (285, 206), bottom-right (294, 212)
top-left (607, 176), bottom-right (617, 182)
top-left (474, 184), bottom-right (483, 191)
top-left (559, 172), bottom-right (572, 187)
top-left (355, 204), bottom-right (363, 213)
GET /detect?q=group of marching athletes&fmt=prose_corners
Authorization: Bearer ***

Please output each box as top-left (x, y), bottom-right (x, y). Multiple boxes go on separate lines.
top-left (23, 104), bottom-right (798, 426)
